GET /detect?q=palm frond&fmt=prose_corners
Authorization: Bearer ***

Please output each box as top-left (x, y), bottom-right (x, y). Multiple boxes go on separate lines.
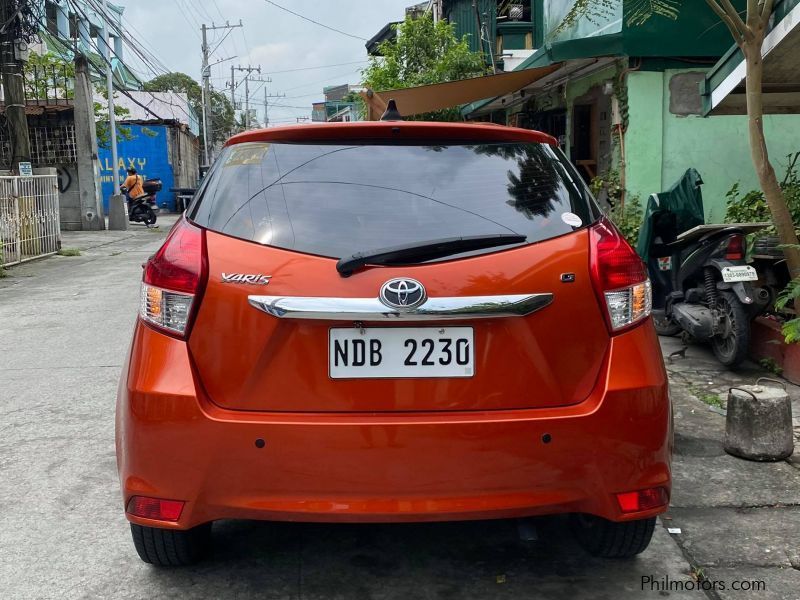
top-left (625, 0), bottom-right (681, 26)
top-left (554, 0), bottom-right (618, 35)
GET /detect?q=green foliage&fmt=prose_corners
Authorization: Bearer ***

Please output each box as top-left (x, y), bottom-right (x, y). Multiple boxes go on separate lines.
top-left (340, 90), bottom-right (366, 120)
top-left (775, 267), bottom-right (800, 343)
top-left (145, 73), bottom-right (234, 143)
top-left (590, 169), bottom-right (624, 204)
top-left (591, 170), bottom-right (642, 245)
top-left (25, 51), bottom-right (75, 100)
top-left (57, 247), bottom-right (81, 257)
top-left (362, 15), bottom-right (490, 121)
top-left (758, 357), bottom-right (783, 376)
top-left (688, 384), bottom-right (724, 408)
top-left (27, 50), bottom-right (134, 148)
top-left (724, 182), bottom-right (771, 224)
top-left (608, 195), bottom-right (643, 246)
top-left (724, 154), bottom-right (800, 231)
top-left (94, 94), bottom-right (133, 149)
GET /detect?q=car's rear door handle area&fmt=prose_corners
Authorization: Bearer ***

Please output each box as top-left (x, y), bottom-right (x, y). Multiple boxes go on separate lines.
top-left (248, 293), bottom-right (553, 321)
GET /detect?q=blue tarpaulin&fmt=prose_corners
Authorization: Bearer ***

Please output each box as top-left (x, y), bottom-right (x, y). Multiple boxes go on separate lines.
top-left (98, 124), bottom-right (176, 212)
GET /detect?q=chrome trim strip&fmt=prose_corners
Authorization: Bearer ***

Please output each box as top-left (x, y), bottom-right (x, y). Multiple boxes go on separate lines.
top-left (248, 293), bottom-right (553, 321)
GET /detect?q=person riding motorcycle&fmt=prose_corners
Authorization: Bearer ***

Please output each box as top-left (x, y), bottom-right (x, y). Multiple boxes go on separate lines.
top-left (120, 168), bottom-right (145, 202)
top-left (120, 167), bottom-right (158, 226)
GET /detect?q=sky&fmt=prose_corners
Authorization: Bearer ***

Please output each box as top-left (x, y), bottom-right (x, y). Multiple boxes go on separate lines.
top-left (120, 0), bottom-right (412, 126)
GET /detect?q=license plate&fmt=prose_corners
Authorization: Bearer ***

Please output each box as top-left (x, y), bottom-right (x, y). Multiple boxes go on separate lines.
top-left (329, 327), bottom-right (474, 379)
top-left (721, 265), bottom-right (758, 283)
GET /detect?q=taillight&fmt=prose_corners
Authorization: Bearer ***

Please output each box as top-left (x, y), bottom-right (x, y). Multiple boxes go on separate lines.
top-left (589, 218), bottom-right (652, 333)
top-left (127, 496), bottom-right (185, 521)
top-left (140, 218), bottom-right (207, 338)
top-left (616, 487), bottom-right (669, 513)
top-left (725, 234), bottom-right (745, 260)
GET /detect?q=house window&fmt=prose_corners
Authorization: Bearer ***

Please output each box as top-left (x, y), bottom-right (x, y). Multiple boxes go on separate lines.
top-left (45, 2), bottom-right (58, 36)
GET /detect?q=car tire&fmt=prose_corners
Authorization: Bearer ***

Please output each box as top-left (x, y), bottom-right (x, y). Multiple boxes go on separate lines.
top-left (571, 514), bottom-right (656, 558)
top-left (130, 522), bottom-right (211, 566)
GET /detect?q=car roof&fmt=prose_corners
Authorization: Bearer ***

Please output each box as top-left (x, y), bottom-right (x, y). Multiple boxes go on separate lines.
top-left (226, 121), bottom-right (557, 147)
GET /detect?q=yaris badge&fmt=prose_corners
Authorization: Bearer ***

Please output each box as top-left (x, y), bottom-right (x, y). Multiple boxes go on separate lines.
top-left (221, 273), bottom-right (272, 285)
top-left (379, 278), bottom-right (426, 310)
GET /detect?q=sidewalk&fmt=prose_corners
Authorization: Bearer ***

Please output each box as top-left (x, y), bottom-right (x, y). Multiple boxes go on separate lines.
top-left (662, 336), bottom-right (800, 599)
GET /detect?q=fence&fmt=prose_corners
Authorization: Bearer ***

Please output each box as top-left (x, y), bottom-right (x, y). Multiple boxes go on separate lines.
top-left (0, 175), bottom-right (60, 267)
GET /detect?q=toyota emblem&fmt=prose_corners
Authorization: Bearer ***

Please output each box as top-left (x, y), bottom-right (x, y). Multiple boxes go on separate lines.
top-left (379, 278), bottom-right (427, 310)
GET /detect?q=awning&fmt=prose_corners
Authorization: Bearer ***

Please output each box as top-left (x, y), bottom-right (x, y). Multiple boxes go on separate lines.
top-left (702, 0), bottom-right (800, 115)
top-left (462, 57), bottom-right (615, 118)
top-left (360, 64), bottom-right (562, 120)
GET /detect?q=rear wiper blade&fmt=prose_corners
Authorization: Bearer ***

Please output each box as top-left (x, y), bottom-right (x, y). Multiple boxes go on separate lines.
top-left (336, 234), bottom-right (527, 277)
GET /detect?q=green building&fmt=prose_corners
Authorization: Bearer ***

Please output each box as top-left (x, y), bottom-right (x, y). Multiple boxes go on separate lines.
top-left (441, 0), bottom-right (800, 220)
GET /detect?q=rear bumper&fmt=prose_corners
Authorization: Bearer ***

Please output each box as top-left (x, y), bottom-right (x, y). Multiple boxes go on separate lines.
top-left (116, 320), bottom-right (671, 529)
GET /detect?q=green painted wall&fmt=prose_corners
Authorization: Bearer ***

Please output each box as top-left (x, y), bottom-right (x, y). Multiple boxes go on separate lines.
top-left (625, 71), bottom-right (665, 203)
top-left (625, 69), bottom-right (800, 222)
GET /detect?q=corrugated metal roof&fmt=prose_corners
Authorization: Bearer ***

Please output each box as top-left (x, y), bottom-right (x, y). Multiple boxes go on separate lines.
top-left (108, 91), bottom-right (200, 135)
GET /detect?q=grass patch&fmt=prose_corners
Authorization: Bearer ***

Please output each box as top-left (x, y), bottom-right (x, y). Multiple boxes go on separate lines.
top-left (759, 357), bottom-right (783, 376)
top-left (57, 247), bottom-right (81, 257)
top-left (688, 384), bottom-right (724, 409)
top-left (0, 266), bottom-right (7, 278)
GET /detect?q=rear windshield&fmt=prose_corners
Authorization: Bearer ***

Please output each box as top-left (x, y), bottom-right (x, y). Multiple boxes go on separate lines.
top-left (188, 141), bottom-right (597, 258)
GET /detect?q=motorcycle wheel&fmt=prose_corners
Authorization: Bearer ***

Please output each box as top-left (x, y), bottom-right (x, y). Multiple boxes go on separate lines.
top-left (128, 205), bottom-right (142, 223)
top-left (653, 314), bottom-right (682, 337)
top-left (144, 207), bottom-right (157, 226)
top-left (711, 290), bottom-right (750, 367)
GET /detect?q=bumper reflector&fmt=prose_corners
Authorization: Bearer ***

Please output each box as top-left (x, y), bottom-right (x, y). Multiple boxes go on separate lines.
top-left (127, 496), bottom-right (185, 521)
top-left (616, 487), bottom-right (669, 513)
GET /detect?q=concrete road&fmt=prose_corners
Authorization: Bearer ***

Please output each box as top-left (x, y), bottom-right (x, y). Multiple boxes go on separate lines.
top-left (0, 219), bottom-right (795, 599)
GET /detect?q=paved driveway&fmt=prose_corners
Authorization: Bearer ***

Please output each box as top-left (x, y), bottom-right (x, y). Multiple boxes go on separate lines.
top-left (0, 219), bottom-right (796, 599)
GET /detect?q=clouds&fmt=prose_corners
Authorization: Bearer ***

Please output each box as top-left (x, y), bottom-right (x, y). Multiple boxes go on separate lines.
top-left (124, 0), bottom-right (410, 126)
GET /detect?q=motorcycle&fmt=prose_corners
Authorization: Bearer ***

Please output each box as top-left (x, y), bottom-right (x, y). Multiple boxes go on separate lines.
top-left (122, 178), bottom-right (162, 227)
top-left (638, 169), bottom-right (770, 367)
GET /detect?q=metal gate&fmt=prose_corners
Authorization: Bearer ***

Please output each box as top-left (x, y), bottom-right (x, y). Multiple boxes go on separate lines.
top-left (0, 175), bottom-right (61, 267)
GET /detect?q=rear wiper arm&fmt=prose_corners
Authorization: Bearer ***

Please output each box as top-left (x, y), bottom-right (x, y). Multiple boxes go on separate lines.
top-left (336, 234), bottom-right (527, 277)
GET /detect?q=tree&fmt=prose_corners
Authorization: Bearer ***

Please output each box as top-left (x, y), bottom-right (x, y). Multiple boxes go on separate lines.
top-left (561, 0), bottom-right (800, 277)
top-left (144, 72), bottom-right (234, 145)
top-left (362, 14), bottom-right (490, 121)
top-left (26, 51), bottom-right (132, 148)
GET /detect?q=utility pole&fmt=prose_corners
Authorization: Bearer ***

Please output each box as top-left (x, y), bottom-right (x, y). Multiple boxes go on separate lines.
top-left (101, 0), bottom-right (119, 193)
top-left (233, 65), bottom-right (260, 130)
top-left (263, 89), bottom-right (285, 128)
top-left (229, 64), bottom-right (236, 109)
top-left (200, 21), bottom-right (241, 165)
top-left (0, 0), bottom-right (32, 171)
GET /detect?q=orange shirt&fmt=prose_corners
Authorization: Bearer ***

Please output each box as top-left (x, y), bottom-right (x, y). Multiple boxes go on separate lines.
top-left (123, 174), bottom-right (144, 198)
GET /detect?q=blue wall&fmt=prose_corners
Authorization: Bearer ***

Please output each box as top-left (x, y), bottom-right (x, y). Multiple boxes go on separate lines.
top-left (98, 124), bottom-right (176, 212)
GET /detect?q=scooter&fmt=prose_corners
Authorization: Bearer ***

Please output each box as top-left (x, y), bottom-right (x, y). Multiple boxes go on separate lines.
top-left (639, 169), bottom-right (770, 367)
top-left (122, 178), bottom-right (162, 226)
top-left (126, 194), bottom-right (158, 226)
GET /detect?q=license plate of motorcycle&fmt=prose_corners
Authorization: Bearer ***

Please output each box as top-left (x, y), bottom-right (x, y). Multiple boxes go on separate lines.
top-left (329, 327), bottom-right (474, 379)
top-left (721, 266), bottom-right (758, 282)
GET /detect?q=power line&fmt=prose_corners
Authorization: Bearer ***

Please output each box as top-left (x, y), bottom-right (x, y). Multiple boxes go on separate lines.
top-left (65, 0), bottom-right (197, 124)
top-left (261, 0), bottom-right (368, 41)
top-left (262, 60), bottom-right (367, 76)
top-left (168, 0), bottom-right (203, 40)
top-left (283, 67), bottom-right (363, 92)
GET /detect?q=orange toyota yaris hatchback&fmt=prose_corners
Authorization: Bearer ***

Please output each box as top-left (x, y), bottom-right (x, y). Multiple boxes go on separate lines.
top-left (116, 120), bottom-right (671, 566)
